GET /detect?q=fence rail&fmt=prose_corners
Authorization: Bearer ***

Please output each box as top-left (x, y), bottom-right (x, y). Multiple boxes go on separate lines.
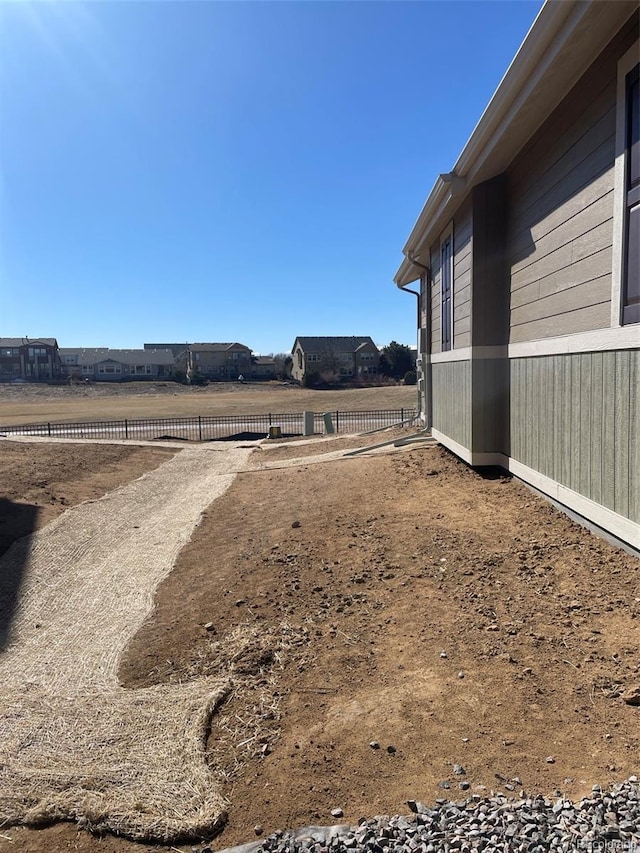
top-left (0, 408), bottom-right (417, 443)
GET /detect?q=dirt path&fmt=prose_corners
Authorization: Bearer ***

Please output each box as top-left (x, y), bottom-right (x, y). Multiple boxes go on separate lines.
top-left (0, 444), bottom-right (253, 841)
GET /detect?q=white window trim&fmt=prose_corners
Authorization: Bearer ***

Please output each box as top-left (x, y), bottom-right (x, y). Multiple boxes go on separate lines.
top-left (611, 38), bottom-right (640, 328)
top-left (439, 222), bottom-right (454, 352)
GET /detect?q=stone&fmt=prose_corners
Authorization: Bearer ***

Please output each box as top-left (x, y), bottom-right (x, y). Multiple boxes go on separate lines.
top-left (331, 808), bottom-right (344, 818)
top-left (292, 521), bottom-right (301, 528)
top-left (204, 621), bottom-right (216, 632)
top-left (370, 741), bottom-right (381, 750)
top-left (254, 825), bottom-right (264, 836)
top-left (622, 686), bottom-right (640, 705)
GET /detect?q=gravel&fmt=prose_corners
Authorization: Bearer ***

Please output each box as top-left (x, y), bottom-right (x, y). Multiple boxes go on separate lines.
top-left (211, 778), bottom-right (640, 853)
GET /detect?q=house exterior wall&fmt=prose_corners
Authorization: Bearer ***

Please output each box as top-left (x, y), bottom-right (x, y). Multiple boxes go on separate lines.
top-left (431, 360), bottom-right (472, 450)
top-left (510, 351), bottom-right (639, 526)
top-left (506, 19), bottom-right (637, 344)
top-left (411, 13), bottom-right (639, 548)
top-left (428, 200), bottom-right (473, 356)
top-left (0, 341), bottom-right (60, 381)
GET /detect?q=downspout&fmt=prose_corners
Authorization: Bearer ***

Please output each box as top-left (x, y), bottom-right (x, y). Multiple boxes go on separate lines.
top-left (400, 255), bottom-right (432, 430)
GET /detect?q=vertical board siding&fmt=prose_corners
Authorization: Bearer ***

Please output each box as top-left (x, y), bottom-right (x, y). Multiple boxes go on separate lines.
top-left (432, 360), bottom-right (471, 450)
top-left (510, 351), bottom-right (639, 523)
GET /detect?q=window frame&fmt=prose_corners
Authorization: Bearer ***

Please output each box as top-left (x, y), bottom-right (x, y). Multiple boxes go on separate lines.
top-left (612, 39), bottom-right (640, 327)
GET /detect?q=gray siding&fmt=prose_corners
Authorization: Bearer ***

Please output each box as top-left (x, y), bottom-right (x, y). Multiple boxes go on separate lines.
top-left (429, 201), bottom-right (473, 354)
top-left (510, 351), bottom-right (640, 524)
top-left (432, 360), bottom-right (472, 450)
top-left (453, 199), bottom-right (473, 348)
top-left (472, 359), bottom-right (510, 455)
top-left (506, 21), bottom-right (639, 344)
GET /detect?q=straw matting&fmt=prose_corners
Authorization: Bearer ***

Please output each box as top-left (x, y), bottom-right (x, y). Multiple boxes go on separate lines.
top-left (0, 444), bottom-right (253, 841)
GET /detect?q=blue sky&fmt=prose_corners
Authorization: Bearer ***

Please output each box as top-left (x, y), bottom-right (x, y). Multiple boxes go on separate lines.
top-left (0, 0), bottom-right (542, 355)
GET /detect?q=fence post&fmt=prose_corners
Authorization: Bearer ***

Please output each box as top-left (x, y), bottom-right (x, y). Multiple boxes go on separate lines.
top-left (198, 415), bottom-right (202, 441)
top-left (401, 408), bottom-right (404, 422)
top-left (47, 422), bottom-right (51, 437)
top-left (335, 410), bottom-right (340, 432)
top-left (269, 413), bottom-right (272, 426)
top-left (125, 419), bottom-right (128, 440)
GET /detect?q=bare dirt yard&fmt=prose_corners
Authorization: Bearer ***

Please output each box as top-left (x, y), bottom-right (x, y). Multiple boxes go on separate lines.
top-left (1, 426), bottom-right (639, 853)
top-left (0, 381), bottom-right (416, 426)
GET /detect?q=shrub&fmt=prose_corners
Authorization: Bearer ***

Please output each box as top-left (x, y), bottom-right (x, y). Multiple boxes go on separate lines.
top-left (403, 369), bottom-right (417, 385)
top-left (302, 370), bottom-right (322, 388)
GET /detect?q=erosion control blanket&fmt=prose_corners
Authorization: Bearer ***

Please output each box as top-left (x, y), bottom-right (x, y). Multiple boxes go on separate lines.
top-left (0, 444), bottom-right (252, 841)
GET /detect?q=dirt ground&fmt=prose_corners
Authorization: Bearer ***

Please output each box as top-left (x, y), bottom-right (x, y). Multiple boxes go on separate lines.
top-left (1, 431), bottom-right (639, 853)
top-left (0, 381), bottom-right (416, 426)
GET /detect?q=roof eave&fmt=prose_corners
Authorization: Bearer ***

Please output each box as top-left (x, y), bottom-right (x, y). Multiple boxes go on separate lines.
top-left (394, 0), bottom-right (639, 284)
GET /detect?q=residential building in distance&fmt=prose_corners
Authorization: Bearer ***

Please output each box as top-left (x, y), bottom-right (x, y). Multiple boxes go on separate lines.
top-left (290, 336), bottom-right (380, 383)
top-left (59, 348), bottom-right (176, 381)
top-left (155, 342), bottom-right (253, 381)
top-left (0, 338), bottom-right (61, 381)
top-left (395, 0), bottom-right (639, 549)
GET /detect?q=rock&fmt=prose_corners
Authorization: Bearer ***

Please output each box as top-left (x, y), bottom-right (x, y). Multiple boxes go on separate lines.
top-left (546, 756), bottom-right (555, 763)
top-left (440, 651), bottom-right (448, 659)
top-left (457, 671), bottom-right (464, 679)
top-left (369, 741), bottom-right (380, 750)
top-left (622, 686), bottom-right (640, 705)
top-left (453, 764), bottom-right (466, 775)
top-left (204, 621), bottom-right (215, 632)
top-left (387, 745), bottom-right (397, 754)
top-left (292, 521), bottom-right (301, 528)
top-left (331, 807), bottom-right (344, 818)
top-left (254, 824), bottom-right (264, 836)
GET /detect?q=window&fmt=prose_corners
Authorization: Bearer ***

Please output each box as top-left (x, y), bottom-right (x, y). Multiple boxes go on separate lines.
top-left (307, 353), bottom-right (321, 362)
top-left (131, 364), bottom-right (152, 375)
top-left (82, 364), bottom-right (92, 374)
top-left (98, 363), bottom-right (121, 374)
top-left (440, 225), bottom-right (453, 351)
top-left (28, 347), bottom-right (47, 357)
top-left (359, 352), bottom-right (374, 361)
top-left (614, 42), bottom-right (640, 326)
top-left (1, 348), bottom-right (19, 357)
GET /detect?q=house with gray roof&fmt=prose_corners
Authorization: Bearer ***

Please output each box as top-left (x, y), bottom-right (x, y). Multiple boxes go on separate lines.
top-left (59, 348), bottom-right (176, 381)
top-left (291, 336), bottom-right (379, 383)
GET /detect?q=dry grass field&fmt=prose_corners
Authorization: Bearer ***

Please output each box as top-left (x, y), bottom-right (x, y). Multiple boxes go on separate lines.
top-left (0, 381), bottom-right (417, 427)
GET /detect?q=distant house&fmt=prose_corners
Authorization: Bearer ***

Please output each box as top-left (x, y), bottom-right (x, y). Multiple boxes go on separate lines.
top-left (251, 356), bottom-right (278, 380)
top-left (0, 338), bottom-right (61, 382)
top-left (170, 343), bottom-right (253, 381)
top-left (291, 336), bottom-right (379, 383)
top-left (59, 348), bottom-right (176, 381)
top-left (394, 0), bottom-right (639, 549)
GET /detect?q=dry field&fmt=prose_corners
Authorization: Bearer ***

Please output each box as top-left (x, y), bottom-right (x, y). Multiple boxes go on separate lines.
top-left (0, 429), bottom-right (639, 853)
top-left (0, 381), bottom-right (416, 427)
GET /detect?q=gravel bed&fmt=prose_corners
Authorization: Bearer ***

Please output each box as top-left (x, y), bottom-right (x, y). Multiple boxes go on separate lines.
top-left (203, 778), bottom-right (640, 853)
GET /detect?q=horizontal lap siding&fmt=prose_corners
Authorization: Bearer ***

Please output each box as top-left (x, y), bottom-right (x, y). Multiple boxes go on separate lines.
top-left (454, 202), bottom-right (472, 349)
top-left (507, 38), bottom-right (619, 343)
top-left (432, 361), bottom-right (471, 450)
top-left (510, 351), bottom-right (639, 523)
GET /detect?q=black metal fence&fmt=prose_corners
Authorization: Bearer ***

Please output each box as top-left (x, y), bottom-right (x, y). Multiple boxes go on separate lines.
top-left (0, 408), bottom-right (417, 443)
